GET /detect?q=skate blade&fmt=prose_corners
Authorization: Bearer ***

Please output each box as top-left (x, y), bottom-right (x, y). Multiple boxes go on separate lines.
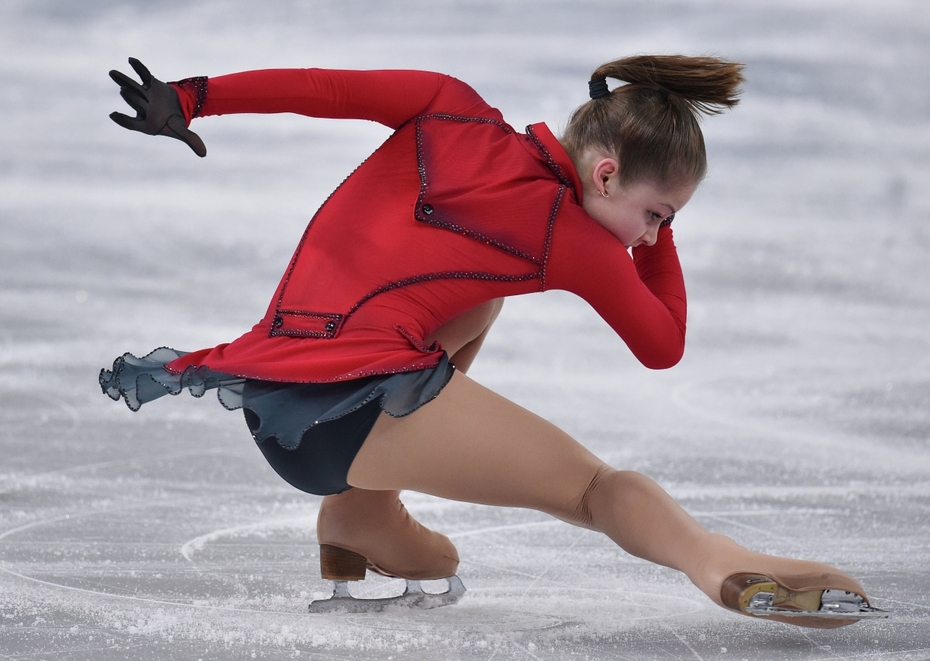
top-left (308, 575), bottom-right (466, 614)
top-left (745, 589), bottom-right (889, 620)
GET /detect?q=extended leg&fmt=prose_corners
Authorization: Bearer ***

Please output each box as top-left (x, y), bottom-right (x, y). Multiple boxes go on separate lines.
top-left (348, 371), bottom-right (879, 626)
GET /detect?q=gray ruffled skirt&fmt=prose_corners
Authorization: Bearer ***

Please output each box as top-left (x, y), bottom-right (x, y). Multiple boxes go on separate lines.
top-left (99, 347), bottom-right (455, 494)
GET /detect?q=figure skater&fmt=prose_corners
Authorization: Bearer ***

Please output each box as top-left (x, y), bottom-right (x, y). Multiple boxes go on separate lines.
top-left (102, 55), bottom-right (884, 625)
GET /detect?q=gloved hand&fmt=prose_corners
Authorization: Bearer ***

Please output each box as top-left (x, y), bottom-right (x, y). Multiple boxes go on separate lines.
top-left (109, 57), bottom-right (207, 157)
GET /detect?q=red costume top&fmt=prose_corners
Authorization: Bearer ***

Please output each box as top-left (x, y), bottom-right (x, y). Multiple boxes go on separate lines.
top-left (166, 69), bottom-right (687, 382)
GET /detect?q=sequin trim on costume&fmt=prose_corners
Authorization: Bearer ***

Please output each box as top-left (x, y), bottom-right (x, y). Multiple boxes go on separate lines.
top-left (346, 270), bottom-right (538, 319)
top-left (99, 347), bottom-right (245, 412)
top-left (539, 184), bottom-right (565, 291)
top-left (414, 114), bottom-right (546, 265)
top-left (270, 309), bottom-right (343, 338)
top-left (170, 76), bottom-right (208, 118)
top-left (395, 324), bottom-right (440, 353)
top-left (524, 124), bottom-right (575, 192)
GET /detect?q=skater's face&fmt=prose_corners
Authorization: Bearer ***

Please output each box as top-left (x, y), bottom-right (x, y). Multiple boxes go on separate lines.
top-left (581, 154), bottom-right (696, 248)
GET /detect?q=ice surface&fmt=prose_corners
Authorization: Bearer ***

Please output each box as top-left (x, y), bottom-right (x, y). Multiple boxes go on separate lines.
top-left (1, 1), bottom-right (929, 659)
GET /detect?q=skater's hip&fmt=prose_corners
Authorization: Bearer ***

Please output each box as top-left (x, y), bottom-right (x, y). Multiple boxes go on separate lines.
top-left (243, 354), bottom-right (455, 495)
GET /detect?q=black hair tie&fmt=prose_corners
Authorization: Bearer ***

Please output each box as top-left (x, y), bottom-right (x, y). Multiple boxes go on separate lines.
top-left (658, 86), bottom-right (672, 102)
top-left (588, 79), bottom-right (610, 99)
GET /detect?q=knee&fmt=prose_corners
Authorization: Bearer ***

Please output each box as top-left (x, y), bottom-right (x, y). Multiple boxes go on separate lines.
top-left (562, 464), bottom-right (614, 529)
top-left (562, 468), bottom-right (653, 530)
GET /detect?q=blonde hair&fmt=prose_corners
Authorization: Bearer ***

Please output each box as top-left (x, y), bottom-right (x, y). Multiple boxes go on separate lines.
top-left (562, 55), bottom-right (745, 187)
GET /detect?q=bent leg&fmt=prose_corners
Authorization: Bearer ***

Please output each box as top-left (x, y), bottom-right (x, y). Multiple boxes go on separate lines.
top-left (317, 487), bottom-right (459, 580)
top-left (314, 299), bottom-right (504, 578)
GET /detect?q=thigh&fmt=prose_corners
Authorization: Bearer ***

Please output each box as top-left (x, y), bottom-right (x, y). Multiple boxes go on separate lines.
top-left (347, 371), bottom-right (607, 519)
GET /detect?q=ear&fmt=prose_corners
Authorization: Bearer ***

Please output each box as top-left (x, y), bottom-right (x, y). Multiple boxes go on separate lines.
top-left (590, 157), bottom-right (620, 195)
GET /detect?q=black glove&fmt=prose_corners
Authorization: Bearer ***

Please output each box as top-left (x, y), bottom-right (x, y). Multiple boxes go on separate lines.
top-left (109, 57), bottom-right (207, 157)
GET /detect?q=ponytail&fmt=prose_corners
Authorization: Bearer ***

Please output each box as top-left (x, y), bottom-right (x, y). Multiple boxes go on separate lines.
top-left (562, 55), bottom-right (745, 186)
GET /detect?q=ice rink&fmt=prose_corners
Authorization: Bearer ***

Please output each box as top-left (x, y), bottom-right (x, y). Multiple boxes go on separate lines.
top-left (2, 1), bottom-right (929, 659)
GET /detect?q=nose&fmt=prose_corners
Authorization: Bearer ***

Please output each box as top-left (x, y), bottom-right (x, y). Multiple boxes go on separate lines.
top-left (641, 227), bottom-right (659, 247)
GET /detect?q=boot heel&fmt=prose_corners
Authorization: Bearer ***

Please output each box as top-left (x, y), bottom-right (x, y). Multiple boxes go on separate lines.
top-left (319, 544), bottom-right (367, 581)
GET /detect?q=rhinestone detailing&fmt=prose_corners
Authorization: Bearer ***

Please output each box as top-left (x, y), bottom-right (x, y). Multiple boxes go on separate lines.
top-left (170, 76), bottom-right (208, 118)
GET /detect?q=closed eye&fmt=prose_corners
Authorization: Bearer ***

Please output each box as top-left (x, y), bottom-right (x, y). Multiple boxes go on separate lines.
top-left (650, 211), bottom-right (675, 227)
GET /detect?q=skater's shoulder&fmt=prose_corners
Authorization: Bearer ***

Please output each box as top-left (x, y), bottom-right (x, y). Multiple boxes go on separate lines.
top-left (412, 71), bottom-right (503, 121)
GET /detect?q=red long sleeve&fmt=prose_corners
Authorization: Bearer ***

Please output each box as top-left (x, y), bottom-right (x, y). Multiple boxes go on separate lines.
top-left (175, 68), bottom-right (489, 130)
top-left (546, 219), bottom-right (686, 369)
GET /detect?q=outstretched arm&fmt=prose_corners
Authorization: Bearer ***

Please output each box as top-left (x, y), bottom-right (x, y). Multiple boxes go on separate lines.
top-left (109, 59), bottom-right (490, 155)
top-left (191, 68), bottom-right (482, 130)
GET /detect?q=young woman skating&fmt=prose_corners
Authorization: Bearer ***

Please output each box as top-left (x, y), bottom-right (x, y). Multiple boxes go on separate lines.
top-left (102, 55), bottom-right (883, 626)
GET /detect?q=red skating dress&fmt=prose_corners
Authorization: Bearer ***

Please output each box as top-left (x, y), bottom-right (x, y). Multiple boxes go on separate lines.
top-left (100, 68), bottom-right (687, 491)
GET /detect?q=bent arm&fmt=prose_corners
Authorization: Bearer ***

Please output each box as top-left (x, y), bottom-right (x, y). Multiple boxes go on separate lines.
top-left (172, 69), bottom-right (489, 130)
top-left (547, 217), bottom-right (686, 369)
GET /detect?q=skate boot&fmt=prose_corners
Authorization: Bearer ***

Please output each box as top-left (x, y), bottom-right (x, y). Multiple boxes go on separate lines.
top-left (720, 558), bottom-right (886, 628)
top-left (309, 488), bottom-right (465, 613)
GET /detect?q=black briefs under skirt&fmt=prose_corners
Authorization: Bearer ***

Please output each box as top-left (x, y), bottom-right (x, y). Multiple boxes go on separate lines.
top-left (99, 348), bottom-right (455, 495)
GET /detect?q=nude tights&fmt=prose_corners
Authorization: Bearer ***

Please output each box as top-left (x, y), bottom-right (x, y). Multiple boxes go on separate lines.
top-left (346, 370), bottom-right (746, 604)
top-left (341, 299), bottom-right (850, 608)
